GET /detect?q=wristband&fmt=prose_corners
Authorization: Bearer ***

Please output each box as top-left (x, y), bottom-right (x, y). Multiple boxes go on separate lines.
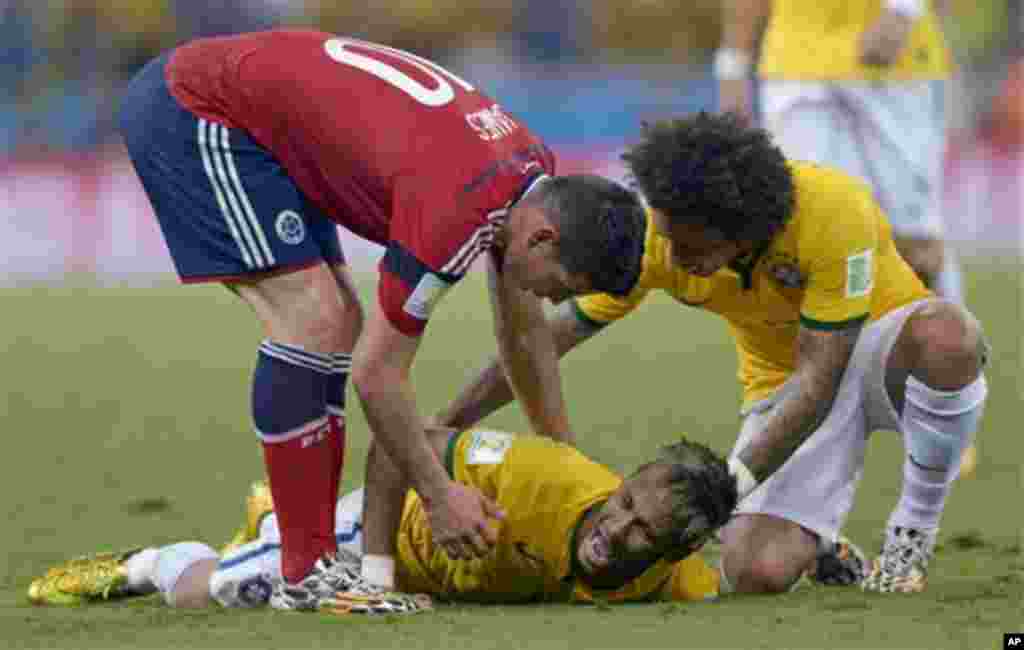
top-left (885, 0), bottom-right (925, 18)
top-left (713, 48), bottom-right (753, 81)
top-left (728, 458), bottom-right (759, 499)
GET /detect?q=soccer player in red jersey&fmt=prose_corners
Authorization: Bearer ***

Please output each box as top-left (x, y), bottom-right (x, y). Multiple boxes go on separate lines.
top-left (119, 29), bottom-right (647, 613)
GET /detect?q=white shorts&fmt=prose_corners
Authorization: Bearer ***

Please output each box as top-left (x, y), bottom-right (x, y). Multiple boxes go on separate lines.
top-left (209, 488), bottom-right (366, 608)
top-left (760, 80), bottom-right (946, 239)
top-left (731, 299), bottom-right (935, 544)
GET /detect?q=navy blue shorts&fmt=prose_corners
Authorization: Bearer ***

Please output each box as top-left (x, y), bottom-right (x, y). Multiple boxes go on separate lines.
top-left (119, 54), bottom-right (343, 283)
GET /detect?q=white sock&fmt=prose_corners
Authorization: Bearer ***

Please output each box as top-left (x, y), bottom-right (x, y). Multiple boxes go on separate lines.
top-left (361, 554), bottom-right (395, 589)
top-left (891, 375), bottom-right (987, 531)
top-left (152, 542), bottom-right (219, 607)
top-left (123, 547), bottom-right (160, 594)
top-left (888, 457), bottom-right (950, 531)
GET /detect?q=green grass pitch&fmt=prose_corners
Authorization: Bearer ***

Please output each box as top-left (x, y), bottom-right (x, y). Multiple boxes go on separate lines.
top-left (2, 255), bottom-right (1020, 649)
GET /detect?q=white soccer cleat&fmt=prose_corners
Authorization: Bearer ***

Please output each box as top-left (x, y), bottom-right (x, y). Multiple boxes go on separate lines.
top-left (267, 550), bottom-right (429, 614)
top-left (268, 551), bottom-right (362, 612)
top-left (861, 526), bottom-right (935, 593)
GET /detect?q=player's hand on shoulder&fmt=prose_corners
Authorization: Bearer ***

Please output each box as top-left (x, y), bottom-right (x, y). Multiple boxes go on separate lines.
top-left (858, 10), bottom-right (914, 67)
top-left (426, 480), bottom-right (505, 560)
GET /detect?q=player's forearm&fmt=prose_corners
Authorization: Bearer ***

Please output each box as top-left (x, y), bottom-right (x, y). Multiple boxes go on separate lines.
top-left (354, 365), bottom-right (449, 499)
top-left (440, 299), bottom-right (599, 433)
top-left (735, 373), bottom-right (838, 482)
top-left (735, 325), bottom-right (859, 483)
top-left (720, 0), bottom-right (771, 53)
top-left (434, 357), bottom-right (517, 429)
top-left (498, 324), bottom-right (573, 443)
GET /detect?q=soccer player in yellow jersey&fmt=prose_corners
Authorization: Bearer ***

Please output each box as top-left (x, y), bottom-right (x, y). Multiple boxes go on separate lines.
top-left (435, 113), bottom-right (989, 594)
top-left (28, 427), bottom-right (741, 612)
top-left (716, 0), bottom-right (964, 304)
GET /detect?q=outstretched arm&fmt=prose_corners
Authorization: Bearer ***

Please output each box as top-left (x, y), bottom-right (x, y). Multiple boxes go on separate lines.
top-left (354, 310), bottom-right (502, 561)
top-left (484, 254), bottom-right (573, 442)
top-left (437, 295), bottom-right (605, 433)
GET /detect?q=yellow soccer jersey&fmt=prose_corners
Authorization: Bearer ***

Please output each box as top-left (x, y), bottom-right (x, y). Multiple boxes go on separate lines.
top-left (395, 429), bottom-right (719, 603)
top-left (759, 0), bottom-right (951, 80)
top-left (574, 162), bottom-right (931, 409)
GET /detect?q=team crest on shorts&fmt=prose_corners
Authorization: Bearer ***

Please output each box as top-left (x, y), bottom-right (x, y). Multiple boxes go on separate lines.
top-left (275, 210), bottom-right (306, 245)
top-left (765, 253), bottom-right (804, 289)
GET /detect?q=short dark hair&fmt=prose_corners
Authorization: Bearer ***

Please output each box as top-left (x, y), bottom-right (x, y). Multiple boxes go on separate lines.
top-left (622, 112), bottom-right (795, 244)
top-left (530, 174), bottom-right (646, 296)
top-left (634, 437), bottom-right (738, 555)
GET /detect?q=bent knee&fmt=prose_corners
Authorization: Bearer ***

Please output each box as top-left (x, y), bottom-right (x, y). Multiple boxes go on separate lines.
top-left (904, 301), bottom-right (988, 385)
top-left (170, 558), bottom-right (219, 608)
top-left (725, 549), bottom-right (809, 594)
top-left (237, 265), bottom-right (364, 351)
top-left (721, 516), bottom-right (817, 594)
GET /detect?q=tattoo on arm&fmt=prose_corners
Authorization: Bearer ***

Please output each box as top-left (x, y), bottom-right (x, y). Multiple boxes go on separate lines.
top-left (737, 322), bottom-right (863, 482)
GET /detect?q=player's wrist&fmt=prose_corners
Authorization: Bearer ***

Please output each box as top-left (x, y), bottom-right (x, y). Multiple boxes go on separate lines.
top-left (713, 48), bottom-right (753, 81)
top-left (884, 0), bottom-right (924, 19)
top-left (728, 458), bottom-right (759, 499)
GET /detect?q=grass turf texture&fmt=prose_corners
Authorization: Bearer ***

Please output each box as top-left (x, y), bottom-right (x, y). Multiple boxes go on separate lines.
top-left (2, 256), bottom-right (1021, 649)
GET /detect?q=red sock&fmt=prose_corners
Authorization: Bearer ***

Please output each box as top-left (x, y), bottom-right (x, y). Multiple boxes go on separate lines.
top-left (262, 420), bottom-right (342, 583)
top-left (326, 414), bottom-right (346, 515)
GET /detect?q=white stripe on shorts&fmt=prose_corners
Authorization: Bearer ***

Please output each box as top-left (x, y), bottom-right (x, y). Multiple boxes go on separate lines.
top-left (207, 122), bottom-right (268, 267)
top-left (203, 120), bottom-right (265, 267)
top-left (198, 119), bottom-right (254, 269)
top-left (217, 124), bottom-right (276, 266)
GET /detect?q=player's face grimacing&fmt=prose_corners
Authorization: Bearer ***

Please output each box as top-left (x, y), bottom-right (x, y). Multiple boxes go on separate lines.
top-left (575, 466), bottom-right (680, 588)
top-left (652, 210), bottom-right (751, 277)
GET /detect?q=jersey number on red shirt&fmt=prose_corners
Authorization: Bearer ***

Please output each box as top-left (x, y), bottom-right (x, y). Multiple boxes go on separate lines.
top-left (323, 37), bottom-right (475, 107)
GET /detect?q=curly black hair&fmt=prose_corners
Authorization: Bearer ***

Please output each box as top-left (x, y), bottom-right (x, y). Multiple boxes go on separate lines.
top-left (622, 112), bottom-right (795, 244)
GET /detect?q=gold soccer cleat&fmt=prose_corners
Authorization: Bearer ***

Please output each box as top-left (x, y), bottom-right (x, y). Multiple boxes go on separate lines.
top-left (27, 548), bottom-right (143, 606)
top-left (221, 480), bottom-right (276, 555)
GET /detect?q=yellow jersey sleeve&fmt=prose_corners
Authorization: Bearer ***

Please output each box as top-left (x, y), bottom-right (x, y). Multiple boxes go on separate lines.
top-left (660, 554), bottom-right (721, 602)
top-left (572, 286), bottom-right (650, 328)
top-left (795, 169), bottom-right (879, 329)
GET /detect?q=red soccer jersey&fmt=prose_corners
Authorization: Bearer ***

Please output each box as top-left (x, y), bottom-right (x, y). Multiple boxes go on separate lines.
top-left (165, 29), bottom-right (555, 335)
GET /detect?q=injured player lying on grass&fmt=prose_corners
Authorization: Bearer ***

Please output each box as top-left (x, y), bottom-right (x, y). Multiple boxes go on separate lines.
top-left (28, 427), bottom-right (867, 614)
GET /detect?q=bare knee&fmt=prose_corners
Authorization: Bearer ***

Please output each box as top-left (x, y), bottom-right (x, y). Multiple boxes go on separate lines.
top-left (168, 558), bottom-right (218, 609)
top-left (233, 265), bottom-right (364, 353)
top-left (900, 301), bottom-right (987, 389)
top-left (721, 516), bottom-right (817, 594)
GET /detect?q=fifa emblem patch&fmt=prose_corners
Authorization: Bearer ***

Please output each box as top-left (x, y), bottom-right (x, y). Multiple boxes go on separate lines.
top-left (765, 253), bottom-right (804, 289)
top-left (846, 250), bottom-right (874, 298)
top-left (466, 430), bottom-right (514, 465)
top-left (275, 210), bottom-right (306, 245)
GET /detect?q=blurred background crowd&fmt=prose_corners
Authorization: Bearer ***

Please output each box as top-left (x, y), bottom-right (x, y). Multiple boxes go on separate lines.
top-left (0, 1), bottom-right (1019, 281)
top-left (0, 0), bottom-right (1019, 152)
